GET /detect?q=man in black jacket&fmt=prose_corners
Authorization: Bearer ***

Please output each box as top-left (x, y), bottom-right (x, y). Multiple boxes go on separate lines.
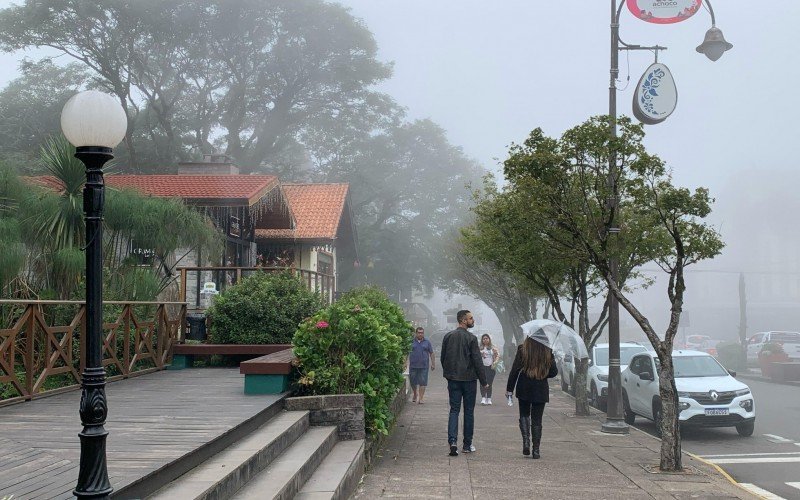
top-left (440, 309), bottom-right (488, 456)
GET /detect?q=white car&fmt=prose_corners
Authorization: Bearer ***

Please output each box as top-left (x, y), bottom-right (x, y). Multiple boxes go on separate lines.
top-left (557, 352), bottom-right (576, 393)
top-left (746, 331), bottom-right (800, 362)
top-left (586, 343), bottom-right (648, 411)
top-left (621, 350), bottom-right (756, 437)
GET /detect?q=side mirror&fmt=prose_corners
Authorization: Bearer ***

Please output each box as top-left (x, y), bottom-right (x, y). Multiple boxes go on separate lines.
top-left (639, 371), bottom-right (654, 381)
top-left (729, 370), bottom-right (737, 378)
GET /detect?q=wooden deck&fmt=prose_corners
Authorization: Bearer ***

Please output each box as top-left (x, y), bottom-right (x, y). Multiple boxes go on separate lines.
top-left (0, 369), bottom-right (284, 499)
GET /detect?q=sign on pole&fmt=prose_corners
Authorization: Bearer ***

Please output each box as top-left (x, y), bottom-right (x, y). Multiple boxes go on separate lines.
top-left (632, 63), bottom-right (678, 125)
top-left (626, 0), bottom-right (701, 24)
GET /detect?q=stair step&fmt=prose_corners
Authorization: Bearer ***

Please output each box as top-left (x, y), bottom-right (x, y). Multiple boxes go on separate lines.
top-left (231, 426), bottom-right (339, 500)
top-left (148, 410), bottom-right (310, 500)
top-left (295, 439), bottom-right (365, 500)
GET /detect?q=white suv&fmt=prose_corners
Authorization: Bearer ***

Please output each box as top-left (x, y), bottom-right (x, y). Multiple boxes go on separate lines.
top-left (746, 331), bottom-right (800, 362)
top-left (621, 350), bottom-right (756, 437)
top-left (587, 343), bottom-right (648, 411)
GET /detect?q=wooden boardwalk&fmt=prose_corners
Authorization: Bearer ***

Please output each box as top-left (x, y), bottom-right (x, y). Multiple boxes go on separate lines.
top-left (0, 369), bottom-right (283, 499)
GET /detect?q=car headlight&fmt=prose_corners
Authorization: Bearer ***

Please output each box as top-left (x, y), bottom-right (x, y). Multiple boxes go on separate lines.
top-left (739, 399), bottom-right (753, 412)
top-left (735, 388), bottom-right (751, 396)
top-left (597, 374), bottom-right (608, 382)
top-left (678, 402), bottom-right (691, 411)
top-left (677, 392), bottom-right (690, 398)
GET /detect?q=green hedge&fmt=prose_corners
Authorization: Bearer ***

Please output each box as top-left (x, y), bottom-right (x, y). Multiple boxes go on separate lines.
top-left (716, 341), bottom-right (746, 371)
top-left (207, 271), bottom-right (323, 344)
top-left (292, 286), bottom-right (412, 435)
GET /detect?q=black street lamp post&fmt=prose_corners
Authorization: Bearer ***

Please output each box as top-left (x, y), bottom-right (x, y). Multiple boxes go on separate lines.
top-left (61, 90), bottom-right (128, 499)
top-left (601, 0), bottom-right (731, 435)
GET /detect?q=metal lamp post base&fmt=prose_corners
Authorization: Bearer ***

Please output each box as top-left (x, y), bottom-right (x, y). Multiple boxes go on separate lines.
top-left (601, 419), bottom-right (630, 435)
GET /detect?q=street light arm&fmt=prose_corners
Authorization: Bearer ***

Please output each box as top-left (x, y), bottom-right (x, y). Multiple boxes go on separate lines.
top-left (703, 0), bottom-right (717, 26)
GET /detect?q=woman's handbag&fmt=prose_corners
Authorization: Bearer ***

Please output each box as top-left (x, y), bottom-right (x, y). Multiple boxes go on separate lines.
top-left (493, 359), bottom-right (505, 373)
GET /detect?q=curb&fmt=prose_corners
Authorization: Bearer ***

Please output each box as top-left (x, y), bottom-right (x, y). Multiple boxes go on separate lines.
top-left (736, 371), bottom-right (800, 388)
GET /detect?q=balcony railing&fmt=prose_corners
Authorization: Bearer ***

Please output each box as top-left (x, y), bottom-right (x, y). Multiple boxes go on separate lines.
top-left (177, 266), bottom-right (336, 308)
top-left (0, 300), bottom-right (186, 406)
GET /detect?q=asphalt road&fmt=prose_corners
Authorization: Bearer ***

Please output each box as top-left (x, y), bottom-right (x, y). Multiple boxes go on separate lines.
top-left (625, 377), bottom-right (800, 499)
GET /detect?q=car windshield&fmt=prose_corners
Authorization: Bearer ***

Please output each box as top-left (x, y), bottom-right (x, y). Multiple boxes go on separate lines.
top-left (594, 346), bottom-right (647, 366)
top-left (672, 356), bottom-right (729, 378)
top-left (772, 332), bottom-right (800, 343)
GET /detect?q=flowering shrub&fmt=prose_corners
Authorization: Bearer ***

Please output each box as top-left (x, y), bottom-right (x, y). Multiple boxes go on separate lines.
top-left (208, 271), bottom-right (323, 344)
top-left (292, 286), bottom-right (412, 435)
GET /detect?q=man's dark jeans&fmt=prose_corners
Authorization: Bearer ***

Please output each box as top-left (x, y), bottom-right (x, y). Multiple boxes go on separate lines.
top-left (447, 379), bottom-right (477, 447)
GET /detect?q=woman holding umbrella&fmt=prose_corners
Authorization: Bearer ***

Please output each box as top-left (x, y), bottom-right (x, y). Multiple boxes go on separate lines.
top-left (506, 336), bottom-right (558, 459)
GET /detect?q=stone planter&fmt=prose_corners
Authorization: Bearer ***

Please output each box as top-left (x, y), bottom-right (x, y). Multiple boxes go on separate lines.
top-left (285, 394), bottom-right (366, 440)
top-left (364, 379), bottom-right (407, 469)
top-left (759, 352), bottom-right (790, 377)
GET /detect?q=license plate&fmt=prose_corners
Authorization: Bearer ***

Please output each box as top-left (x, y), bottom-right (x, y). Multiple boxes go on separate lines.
top-left (705, 408), bottom-right (729, 416)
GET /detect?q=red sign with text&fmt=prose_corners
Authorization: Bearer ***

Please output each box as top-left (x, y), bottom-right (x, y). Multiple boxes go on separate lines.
top-left (626, 0), bottom-right (701, 24)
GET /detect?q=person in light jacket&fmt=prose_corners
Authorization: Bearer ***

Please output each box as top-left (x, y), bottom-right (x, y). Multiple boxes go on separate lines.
top-left (506, 337), bottom-right (558, 459)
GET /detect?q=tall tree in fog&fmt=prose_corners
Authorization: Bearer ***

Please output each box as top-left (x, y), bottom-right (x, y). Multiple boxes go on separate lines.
top-left (332, 120), bottom-right (485, 295)
top-left (0, 0), bottom-right (394, 173)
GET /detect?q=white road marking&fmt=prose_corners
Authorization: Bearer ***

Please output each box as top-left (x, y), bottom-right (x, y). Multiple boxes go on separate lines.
top-left (700, 452), bottom-right (800, 458)
top-left (763, 434), bottom-right (794, 443)
top-left (738, 483), bottom-right (786, 500)
top-left (710, 457), bottom-right (800, 464)
top-left (787, 482), bottom-right (800, 491)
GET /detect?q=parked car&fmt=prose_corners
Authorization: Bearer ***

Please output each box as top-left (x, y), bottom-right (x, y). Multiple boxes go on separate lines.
top-left (685, 335), bottom-right (712, 350)
top-left (586, 342), bottom-right (648, 411)
top-left (746, 331), bottom-right (800, 362)
top-left (556, 352), bottom-right (576, 393)
top-left (621, 350), bottom-right (755, 437)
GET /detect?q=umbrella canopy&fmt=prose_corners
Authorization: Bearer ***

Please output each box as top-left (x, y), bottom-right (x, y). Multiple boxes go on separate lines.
top-left (520, 319), bottom-right (589, 360)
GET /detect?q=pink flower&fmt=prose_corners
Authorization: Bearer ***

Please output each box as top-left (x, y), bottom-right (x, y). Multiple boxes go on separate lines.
top-left (315, 321), bottom-right (329, 329)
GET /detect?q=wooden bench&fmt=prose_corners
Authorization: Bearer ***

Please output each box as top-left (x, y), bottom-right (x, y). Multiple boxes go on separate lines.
top-left (169, 344), bottom-right (292, 369)
top-left (239, 348), bottom-right (295, 394)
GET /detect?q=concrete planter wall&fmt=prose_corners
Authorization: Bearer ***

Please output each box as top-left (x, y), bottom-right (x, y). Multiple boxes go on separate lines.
top-left (364, 379), bottom-right (407, 469)
top-left (285, 394), bottom-right (366, 440)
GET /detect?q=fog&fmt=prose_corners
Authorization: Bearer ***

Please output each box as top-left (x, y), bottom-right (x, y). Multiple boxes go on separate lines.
top-left (0, 1), bottom-right (797, 344)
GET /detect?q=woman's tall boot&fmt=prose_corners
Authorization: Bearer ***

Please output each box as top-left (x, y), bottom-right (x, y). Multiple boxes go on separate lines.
top-left (532, 425), bottom-right (542, 459)
top-left (519, 417), bottom-right (531, 456)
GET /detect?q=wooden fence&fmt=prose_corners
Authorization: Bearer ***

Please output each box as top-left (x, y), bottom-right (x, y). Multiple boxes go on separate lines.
top-left (0, 300), bottom-right (186, 407)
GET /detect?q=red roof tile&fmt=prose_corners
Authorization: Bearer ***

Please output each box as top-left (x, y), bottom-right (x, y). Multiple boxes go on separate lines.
top-left (256, 184), bottom-right (349, 241)
top-left (27, 174), bottom-right (279, 207)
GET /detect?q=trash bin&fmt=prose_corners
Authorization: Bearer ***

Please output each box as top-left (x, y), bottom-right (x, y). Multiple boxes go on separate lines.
top-left (186, 313), bottom-right (207, 341)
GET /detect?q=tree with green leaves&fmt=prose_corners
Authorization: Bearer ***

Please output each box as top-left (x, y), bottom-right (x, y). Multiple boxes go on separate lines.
top-left (502, 115), bottom-right (723, 471)
top-left (0, 0), bottom-right (396, 174)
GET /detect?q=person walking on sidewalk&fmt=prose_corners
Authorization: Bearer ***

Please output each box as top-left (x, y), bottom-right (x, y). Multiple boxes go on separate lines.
top-left (408, 326), bottom-right (435, 404)
top-left (506, 337), bottom-right (558, 459)
top-left (479, 334), bottom-right (500, 405)
top-left (441, 310), bottom-right (488, 457)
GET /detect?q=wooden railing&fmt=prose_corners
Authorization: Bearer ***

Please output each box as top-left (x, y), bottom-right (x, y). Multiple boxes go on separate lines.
top-left (177, 266), bottom-right (336, 307)
top-left (0, 300), bottom-right (186, 407)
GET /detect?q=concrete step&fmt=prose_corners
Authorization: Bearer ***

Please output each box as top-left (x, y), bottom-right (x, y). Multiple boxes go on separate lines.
top-left (148, 410), bottom-right (310, 500)
top-left (231, 426), bottom-right (339, 500)
top-left (295, 439), bottom-right (365, 500)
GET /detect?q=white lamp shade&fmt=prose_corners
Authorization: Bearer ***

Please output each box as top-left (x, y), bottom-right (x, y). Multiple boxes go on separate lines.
top-left (60, 90), bottom-right (128, 148)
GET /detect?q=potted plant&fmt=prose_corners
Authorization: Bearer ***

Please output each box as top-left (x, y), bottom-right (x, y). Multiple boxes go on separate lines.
top-left (758, 342), bottom-right (789, 377)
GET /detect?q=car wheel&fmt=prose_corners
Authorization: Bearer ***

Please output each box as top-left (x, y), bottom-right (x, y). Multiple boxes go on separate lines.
top-left (736, 421), bottom-right (755, 437)
top-left (623, 392), bottom-right (635, 425)
top-left (652, 402), bottom-right (663, 438)
top-left (590, 384), bottom-right (598, 409)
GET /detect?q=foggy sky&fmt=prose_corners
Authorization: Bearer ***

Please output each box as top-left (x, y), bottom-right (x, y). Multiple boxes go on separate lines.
top-left (0, 0), bottom-right (797, 338)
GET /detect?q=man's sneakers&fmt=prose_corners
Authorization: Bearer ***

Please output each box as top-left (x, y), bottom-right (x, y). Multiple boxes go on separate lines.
top-left (449, 444), bottom-right (459, 456)
top-left (486, 398), bottom-right (493, 405)
top-left (462, 444), bottom-right (476, 453)
top-left (480, 397), bottom-right (487, 405)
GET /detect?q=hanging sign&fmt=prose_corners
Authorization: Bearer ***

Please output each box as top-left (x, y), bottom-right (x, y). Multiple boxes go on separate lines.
top-left (626, 0), bottom-right (701, 24)
top-left (632, 63), bottom-right (678, 125)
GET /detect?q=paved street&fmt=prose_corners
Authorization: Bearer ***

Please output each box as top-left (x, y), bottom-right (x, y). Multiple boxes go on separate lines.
top-left (622, 375), bottom-right (800, 499)
top-left (357, 371), bottom-right (755, 499)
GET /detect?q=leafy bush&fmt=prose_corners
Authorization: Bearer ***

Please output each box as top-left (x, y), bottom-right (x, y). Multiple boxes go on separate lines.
top-left (208, 271), bottom-right (323, 344)
top-left (292, 286), bottom-right (412, 436)
top-left (715, 342), bottom-right (746, 371)
top-left (759, 341), bottom-right (786, 356)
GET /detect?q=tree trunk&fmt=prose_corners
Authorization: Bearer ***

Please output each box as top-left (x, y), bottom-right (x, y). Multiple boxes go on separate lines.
top-left (656, 352), bottom-right (682, 471)
top-left (574, 358), bottom-right (590, 416)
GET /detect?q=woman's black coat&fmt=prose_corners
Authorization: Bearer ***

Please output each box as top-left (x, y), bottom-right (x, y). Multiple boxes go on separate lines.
top-left (506, 345), bottom-right (558, 403)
